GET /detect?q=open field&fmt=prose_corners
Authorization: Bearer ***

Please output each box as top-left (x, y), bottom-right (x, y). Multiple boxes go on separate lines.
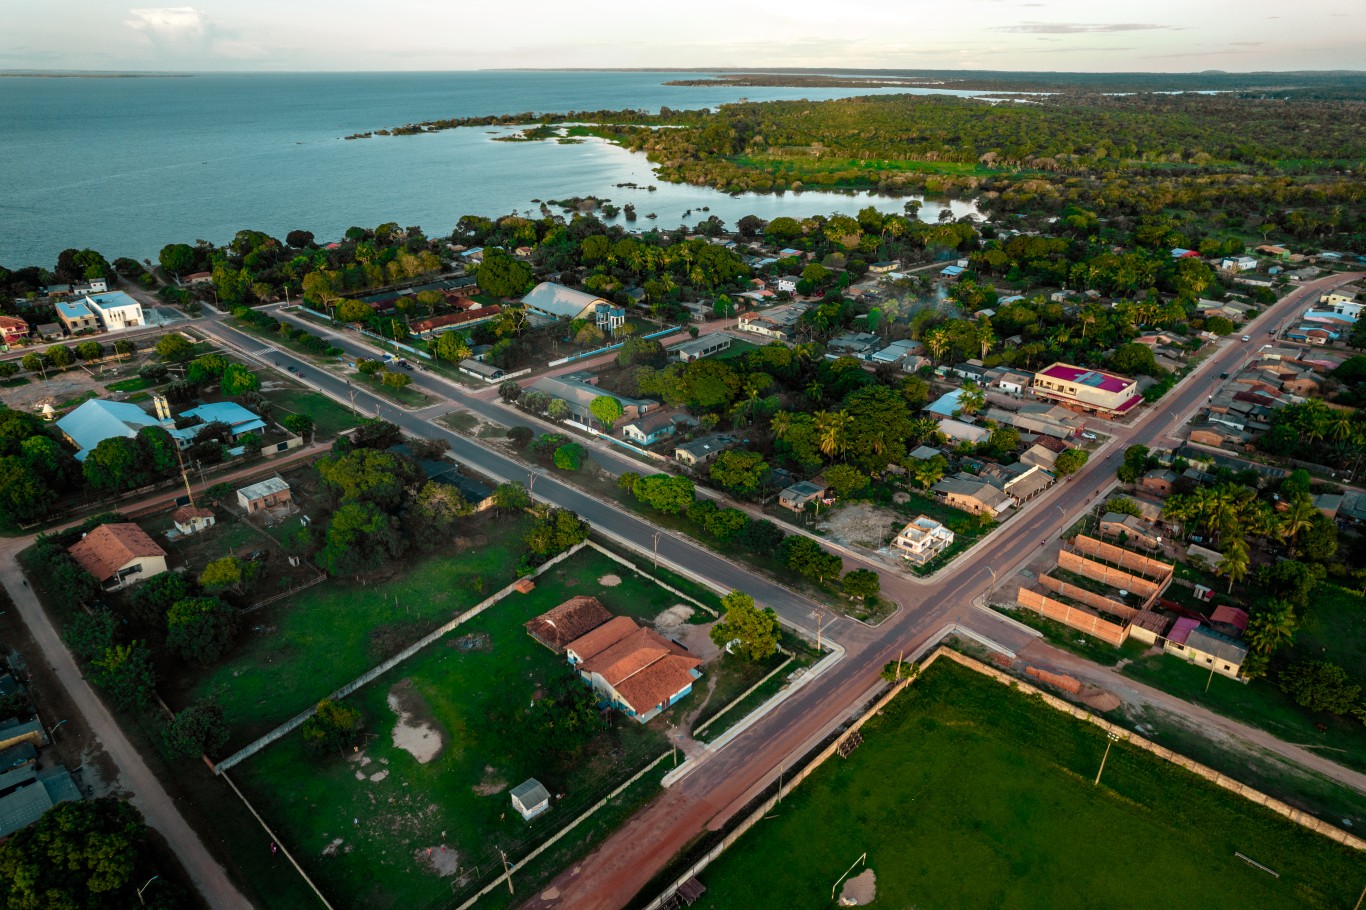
top-left (1123, 653), bottom-right (1366, 774)
top-left (178, 514), bottom-right (534, 745)
top-left (233, 546), bottom-right (717, 910)
top-left (262, 386), bottom-right (360, 438)
top-left (690, 660), bottom-right (1363, 910)
top-left (1292, 583), bottom-right (1366, 675)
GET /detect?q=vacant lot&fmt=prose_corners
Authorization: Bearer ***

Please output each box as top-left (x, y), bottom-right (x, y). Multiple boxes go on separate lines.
top-left (234, 547), bottom-right (718, 910)
top-left (179, 514), bottom-right (534, 745)
top-left (262, 385), bottom-right (360, 438)
top-left (691, 660), bottom-right (1362, 910)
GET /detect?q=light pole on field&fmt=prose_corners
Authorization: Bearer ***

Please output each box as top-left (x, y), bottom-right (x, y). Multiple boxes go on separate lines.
top-left (1094, 731), bottom-right (1120, 786)
top-left (137, 876), bottom-right (160, 906)
top-left (652, 531), bottom-right (661, 569)
top-left (48, 719), bottom-right (68, 742)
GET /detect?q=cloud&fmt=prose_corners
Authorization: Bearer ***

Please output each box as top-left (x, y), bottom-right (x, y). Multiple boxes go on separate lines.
top-left (994, 22), bottom-right (1174, 34)
top-left (125, 7), bottom-right (213, 47)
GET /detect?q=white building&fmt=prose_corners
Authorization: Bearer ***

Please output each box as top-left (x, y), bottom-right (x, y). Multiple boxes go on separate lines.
top-left (891, 516), bottom-right (955, 565)
top-left (81, 291), bottom-right (145, 331)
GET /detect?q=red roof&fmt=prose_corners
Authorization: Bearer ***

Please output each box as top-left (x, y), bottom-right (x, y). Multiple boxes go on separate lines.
top-left (526, 596), bottom-right (612, 652)
top-left (1039, 363), bottom-right (1133, 394)
top-left (172, 505), bottom-right (215, 524)
top-left (1210, 606), bottom-right (1249, 631)
top-left (1167, 616), bottom-right (1201, 645)
top-left (68, 523), bottom-right (166, 581)
top-left (411, 307), bottom-right (501, 333)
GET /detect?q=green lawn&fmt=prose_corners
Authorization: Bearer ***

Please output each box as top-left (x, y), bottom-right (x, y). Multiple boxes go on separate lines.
top-left (353, 369), bottom-right (429, 407)
top-left (992, 605), bottom-right (1150, 666)
top-left (691, 660), bottom-right (1363, 910)
top-left (1292, 583), bottom-right (1366, 676)
top-left (182, 515), bottom-right (533, 745)
top-left (263, 387), bottom-right (360, 438)
top-left (233, 547), bottom-right (702, 910)
top-left (1122, 654), bottom-right (1366, 774)
top-left (105, 376), bottom-right (158, 393)
top-left (712, 339), bottom-right (760, 360)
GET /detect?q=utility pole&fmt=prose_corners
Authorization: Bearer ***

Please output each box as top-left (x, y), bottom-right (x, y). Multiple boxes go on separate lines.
top-left (1205, 663), bottom-right (1216, 693)
top-left (815, 603), bottom-right (827, 653)
top-left (1094, 732), bottom-right (1120, 786)
top-left (652, 531), bottom-right (661, 569)
top-left (894, 649), bottom-right (904, 681)
top-left (497, 847), bottom-right (514, 895)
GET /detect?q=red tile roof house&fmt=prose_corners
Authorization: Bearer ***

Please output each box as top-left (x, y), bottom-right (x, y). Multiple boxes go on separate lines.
top-left (67, 523), bottom-right (168, 590)
top-left (564, 616), bottom-right (702, 723)
top-left (525, 596), bottom-right (612, 653)
top-left (0, 316), bottom-right (30, 345)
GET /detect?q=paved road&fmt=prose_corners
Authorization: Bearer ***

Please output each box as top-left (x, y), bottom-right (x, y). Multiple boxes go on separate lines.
top-left (185, 273), bottom-right (1360, 909)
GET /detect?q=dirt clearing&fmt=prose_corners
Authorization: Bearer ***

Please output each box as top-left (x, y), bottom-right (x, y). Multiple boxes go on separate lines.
top-left (415, 844), bottom-right (459, 876)
top-left (818, 503), bottom-right (900, 551)
top-left (387, 679), bottom-right (446, 764)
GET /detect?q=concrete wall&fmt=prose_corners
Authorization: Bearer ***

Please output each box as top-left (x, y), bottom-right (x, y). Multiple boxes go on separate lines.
top-left (1039, 574), bottom-right (1139, 621)
top-left (1017, 587), bottom-right (1129, 647)
top-left (1058, 549), bottom-right (1163, 606)
top-left (1073, 535), bottom-right (1173, 582)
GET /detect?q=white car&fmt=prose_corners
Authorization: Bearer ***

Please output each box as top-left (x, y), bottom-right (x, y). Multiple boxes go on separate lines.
top-left (1241, 335), bottom-right (1250, 342)
top-left (1081, 431), bottom-right (1099, 440)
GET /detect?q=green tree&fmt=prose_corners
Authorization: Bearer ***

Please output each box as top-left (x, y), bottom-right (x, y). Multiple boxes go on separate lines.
top-left (709, 450), bottom-right (768, 497)
top-left (221, 363), bottom-right (261, 395)
top-left (82, 436), bottom-right (148, 491)
top-left (198, 556), bottom-right (255, 595)
top-left (823, 464), bottom-right (868, 499)
top-left (89, 642), bottom-right (156, 708)
top-left (64, 611), bottom-right (117, 663)
top-left (1054, 448), bottom-right (1090, 476)
top-left (159, 242), bottom-right (196, 277)
top-left (46, 344), bottom-right (74, 369)
top-left (337, 299), bottom-right (373, 323)
top-left (381, 370), bottom-right (413, 391)
top-left (433, 331), bottom-right (472, 363)
top-left (633, 474), bottom-right (696, 514)
top-left (163, 701), bottom-right (230, 760)
top-left (166, 597), bottom-right (239, 665)
top-left (20, 352), bottom-right (48, 378)
top-left (74, 340), bottom-right (103, 362)
top-left (524, 508), bottom-right (590, 558)
top-left (0, 799), bottom-right (155, 907)
top-left (0, 362), bottom-right (18, 380)
top-left (589, 395), bottom-right (624, 432)
top-left (529, 671), bottom-right (601, 759)
top-left (494, 481), bottom-right (532, 511)
top-left (155, 334), bottom-right (195, 362)
top-left (843, 567), bottom-right (880, 599)
top-left (302, 699), bottom-right (364, 756)
top-left (473, 248), bottom-right (534, 297)
top-left (553, 443), bottom-right (586, 471)
top-left (1215, 538), bottom-right (1250, 593)
top-left (709, 591), bottom-right (780, 660)
top-left (408, 480), bottom-right (472, 545)
top-left (1277, 660), bottom-right (1362, 715)
top-left (283, 413), bottom-right (315, 442)
top-left (1116, 444), bottom-right (1151, 484)
top-left (316, 501), bottom-right (406, 576)
top-left (128, 571), bottom-right (191, 627)
top-left (779, 535), bottom-right (843, 583)
top-left (317, 448), bottom-right (421, 511)
top-left (1245, 599), bottom-right (1298, 655)
top-left (0, 457), bottom-right (55, 524)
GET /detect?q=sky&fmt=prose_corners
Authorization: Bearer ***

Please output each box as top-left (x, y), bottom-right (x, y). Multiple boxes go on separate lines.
top-left (3, 0), bottom-right (1364, 73)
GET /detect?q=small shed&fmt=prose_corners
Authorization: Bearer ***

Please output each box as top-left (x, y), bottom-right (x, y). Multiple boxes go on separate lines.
top-left (237, 477), bottom-right (292, 513)
top-left (510, 779), bottom-right (551, 821)
top-left (172, 505), bottom-right (216, 536)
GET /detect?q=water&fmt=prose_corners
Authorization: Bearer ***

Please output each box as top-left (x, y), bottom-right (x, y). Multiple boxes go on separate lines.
top-left (0, 71), bottom-right (986, 267)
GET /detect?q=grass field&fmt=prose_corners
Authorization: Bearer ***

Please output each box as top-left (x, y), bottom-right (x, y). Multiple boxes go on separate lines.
top-left (1123, 653), bottom-right (1366, 774)
top-left (262, 386), bottom-right (360, 438)
top-left (1292, 583), bottom-right (1365, 675)
top-left (181, 515), bottom-right (534, 745)
top-left (992, 605), bottom-right (1149, 666)
top-left (352, 369), bottom-right (430, 407)
top-left (690, 660), bottom-right (1363, 910)
top-left (233, 546), bottom-right (713, 910)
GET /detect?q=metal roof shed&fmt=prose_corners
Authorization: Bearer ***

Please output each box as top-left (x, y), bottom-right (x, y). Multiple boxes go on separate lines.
top-left (510, 779), bottom-right (551, 821)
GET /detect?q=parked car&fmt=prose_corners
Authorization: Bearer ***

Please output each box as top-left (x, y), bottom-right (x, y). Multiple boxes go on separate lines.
top-left (1241, 335), bottom-right (1250, 342)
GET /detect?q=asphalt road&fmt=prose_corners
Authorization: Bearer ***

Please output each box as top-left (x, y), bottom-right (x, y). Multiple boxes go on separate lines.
top-left (188, 272), bottom-right (1360, 910)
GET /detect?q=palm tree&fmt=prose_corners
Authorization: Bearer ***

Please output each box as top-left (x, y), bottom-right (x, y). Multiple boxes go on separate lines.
top-left (769, 410), bottom-right (795, 441)
top-left (1280, 494), bottom-right (1317, 554)
top-left (804, 380), bottom-right (825, 406)
top-left (1245, 601), bottom-right (1298, 655)
top-left (912, 459), bottom-right (944, 490)
top-left (813, 410), bottom-right (852, 460)
top-left (1215, 538), bottom-right (1250, 593)
top-left (924, 328), bottom-right (949, 363)
top-left (958, 382), bottom-right (986, 416)
top-left (1328, 410), bottom-right (1354, 443)
top-left (907, 417), bottom-right (939, 445)
top-left (976, 323), bottom-right (997, 360)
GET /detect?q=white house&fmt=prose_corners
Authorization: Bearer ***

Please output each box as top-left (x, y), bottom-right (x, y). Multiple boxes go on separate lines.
top-left (81, 291), bottom-right (144, 331)
top-left (891, 516), bottom-right (954, 565)
top-left (67, 523), bottom-right (168, 590)
top-left (1219, 255), bottom-right (1259, 273)
top-left (774, 276), bottom-right (799, 294)
top-left (510, 779), bottom-right (551, 821)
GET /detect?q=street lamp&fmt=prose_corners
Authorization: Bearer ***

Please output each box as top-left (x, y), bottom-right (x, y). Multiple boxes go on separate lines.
top-left (47, 719), bottom-right (68, 742)
top-left (137, 875), bottom-right (160, 906)
top-left (652, 531), bottom-right (661, 569)
top-left (1094, 731), bottom-right (1120, 786)
top-left (985, 566), bottom-right (997, 604)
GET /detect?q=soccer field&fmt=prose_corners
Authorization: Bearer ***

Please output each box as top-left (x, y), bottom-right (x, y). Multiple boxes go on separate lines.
top-left (691, 659), bottom-right (1363, 910)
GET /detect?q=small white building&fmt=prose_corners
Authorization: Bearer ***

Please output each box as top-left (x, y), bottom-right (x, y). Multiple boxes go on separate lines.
top-left (171, 505), bottom-right (216, 537)
top-left (891, 516), bottom-right (954, 565)
top-left (81, 291), bottom-right (145, 331)
top-left (510, 779), bottom-right (551, 821)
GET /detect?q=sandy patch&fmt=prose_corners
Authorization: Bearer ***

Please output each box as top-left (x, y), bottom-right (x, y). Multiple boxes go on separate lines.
top-left (839, 869), bottom-right (876, 906)
top-left (541, 887), bottom-right (561, 900)
top-left (387, 680), bottom-right (446, 764)
top-left (654, 604), bottom-right (695, 629)
top-left (670, 621), bottom-right (720, 662)
top-left (598, 573), bottom-right (622, 587)
top-left (369, 770), bottom-right (389, 782)
top-left (415, 844), bottom-right (460, 876)
top-left (322, 837), bottom-right (344, 856)
top-left (818, 503), bottom-right (900, 550)
top-left (473, 765), bottom-right (508, 796)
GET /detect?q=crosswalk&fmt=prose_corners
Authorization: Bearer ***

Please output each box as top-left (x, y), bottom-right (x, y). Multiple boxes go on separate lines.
top-left (253, 346), bottom-right (277, 359)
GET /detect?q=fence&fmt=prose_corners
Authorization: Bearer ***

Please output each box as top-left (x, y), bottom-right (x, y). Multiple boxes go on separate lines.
top-left (1016, 587), bottom-right (1130, 647)
top-left (1057, 550), bottom-right (1164, 606)
top-left (1039, 574), bottom-right (1139, 621)
top-left (585, 540), bottom-right (717, 616)
top-left (1072, 535), bottom-right (1174, 582)
top-left (545, 325), bottom-right (680, 369)
top-left (358, 329), bottom-right (433, 360)
top-left (642, 644), bottom-right (1366, 910)
top-left (213, 540), bottom-right (590, 772)
top-left (242, 574), bottom-right (327, 614)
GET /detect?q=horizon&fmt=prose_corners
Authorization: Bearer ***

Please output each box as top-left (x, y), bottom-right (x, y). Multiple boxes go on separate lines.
top-left (6, 1), bottom-right (1365, 73)
top-left (4, 65), bottom-right (1366, 76)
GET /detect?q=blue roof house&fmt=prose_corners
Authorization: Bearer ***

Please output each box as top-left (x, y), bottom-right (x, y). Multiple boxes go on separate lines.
top-left (179, 402), bottom-right (268, 439)
top-left (925, 389), bottom-right (965, 418)
top-left (56, 400), bottom-right (181, 461)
